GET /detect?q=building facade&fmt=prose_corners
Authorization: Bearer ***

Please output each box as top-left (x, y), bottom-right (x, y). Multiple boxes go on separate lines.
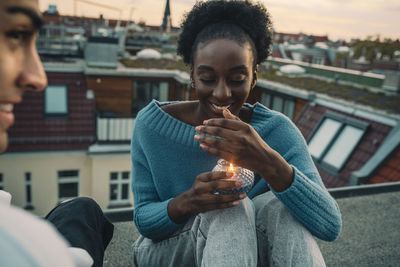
top-left (2, 58), bottom-right (399, 215)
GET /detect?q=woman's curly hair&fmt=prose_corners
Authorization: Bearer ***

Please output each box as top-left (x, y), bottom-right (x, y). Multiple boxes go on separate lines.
top-left (177, 0), bottom-right (273, 66)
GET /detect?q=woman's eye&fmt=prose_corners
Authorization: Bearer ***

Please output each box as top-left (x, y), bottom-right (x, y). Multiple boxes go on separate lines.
top-left (200, 78), bottom-right (216, 84)
top-left (230, 79), bottom-right (246, 85)
top-left (229, 74), bottom-right (247, 85)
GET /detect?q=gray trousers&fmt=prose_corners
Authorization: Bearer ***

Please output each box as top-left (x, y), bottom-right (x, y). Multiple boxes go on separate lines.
top-left (132, 191), bottom-right (326, 267)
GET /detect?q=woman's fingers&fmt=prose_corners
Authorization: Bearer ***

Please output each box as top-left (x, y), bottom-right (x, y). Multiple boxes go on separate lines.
top-left (195, 125), bottom-right (236, 140)
top-left (222, 108), bottom-right (240, 120)
top-left (194, 133), bottom-right (231, 150)
top-left (195, 171), bottom-right (241, 193)
top-left (198, 192), bottom-right (246, 205)
top-left (196, 171), bottom-right (233, 182)
top-left (201, 178), bottom-right (242, 193)
top-left (199, 143), bottom-right (234, 161)
top-left (194, 192), bottom-right (247, 213)
top-left (195, 119), bottom-right (252, 140)
top-left (203, 117), bottom-right (244, 131)
top-left (189, 171), bottom-right (248, 213)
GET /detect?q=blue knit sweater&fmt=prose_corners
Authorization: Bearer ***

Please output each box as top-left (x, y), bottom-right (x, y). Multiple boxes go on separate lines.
top-left (131, 100), bottom-right (342, 241)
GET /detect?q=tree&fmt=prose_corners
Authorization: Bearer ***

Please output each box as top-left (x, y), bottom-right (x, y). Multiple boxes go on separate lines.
top-left (351, 35), bottom-right (400, 62)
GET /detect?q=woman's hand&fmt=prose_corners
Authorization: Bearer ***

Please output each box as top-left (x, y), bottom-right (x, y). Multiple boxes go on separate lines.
top-left (168, 170), bottom-right (246, 224)
top-left (194, 109), bottom-right (294, 192)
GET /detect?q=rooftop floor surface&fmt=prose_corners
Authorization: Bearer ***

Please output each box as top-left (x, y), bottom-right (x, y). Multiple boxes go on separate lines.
top-left (103, 190), bottom-right (400, 267)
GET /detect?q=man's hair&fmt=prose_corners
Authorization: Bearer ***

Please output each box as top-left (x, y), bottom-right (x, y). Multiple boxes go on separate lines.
top-left (177, 0), bottom-right (273, 66)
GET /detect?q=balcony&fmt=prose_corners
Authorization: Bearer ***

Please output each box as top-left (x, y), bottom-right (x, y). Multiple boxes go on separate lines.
top-left (96, 116), bottom-right (135, 144)
top-left (37, 24), bottom-right (84, 57)
top-left (87, 116), bottom-right (135, 154)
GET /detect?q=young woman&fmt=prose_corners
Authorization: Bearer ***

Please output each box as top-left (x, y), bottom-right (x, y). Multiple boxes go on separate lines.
top-left (131, 1), bottom-right (342, 266)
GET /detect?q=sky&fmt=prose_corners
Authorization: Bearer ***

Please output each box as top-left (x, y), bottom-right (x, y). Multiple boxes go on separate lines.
top-left (39, 0), bottom-right (399, 41)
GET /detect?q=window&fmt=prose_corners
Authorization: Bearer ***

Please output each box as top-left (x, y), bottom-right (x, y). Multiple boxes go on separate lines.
top-left (132, 81), bottom-right (169, 114)
top-left (261, 91), bottom-right (295, 119)
top-left (308, 118), bottom-right (342, 159)
top-left (0, 173), bottom-right (3, 190)
top-left (308, 111), bottom-right (368, 172)
top-left (45, 85), bottom-right (68, 116)
top-left (173, 83), bottom-right (184, 101)
top-left (109, 171), bottom-right (131, 206)
top-left (312, 56), bottom-right (325, 65)
top-left (25, 172), bottom-right (33, 210)
top-left (58, 170), bottom-right (79, 202)
top-left (292, 53), bottom-right (302, 62)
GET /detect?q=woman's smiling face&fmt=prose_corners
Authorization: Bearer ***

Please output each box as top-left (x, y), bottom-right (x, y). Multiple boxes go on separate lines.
top-left (192, 38), bottom-right (256, 121)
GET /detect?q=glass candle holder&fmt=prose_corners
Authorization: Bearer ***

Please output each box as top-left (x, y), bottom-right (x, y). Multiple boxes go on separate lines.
top-left (212, 159), bottom-right (254, 194)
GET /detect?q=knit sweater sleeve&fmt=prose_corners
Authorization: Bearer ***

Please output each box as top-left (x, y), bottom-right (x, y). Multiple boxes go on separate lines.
top-left (131, 117), bottom-right (183, 240)
top-left (256, 111), bottom-right (342, 242)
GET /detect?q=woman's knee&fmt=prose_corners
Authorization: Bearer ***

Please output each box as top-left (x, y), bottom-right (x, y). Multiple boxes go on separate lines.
top-left (252, 192), bottom-right (325, 266)
top-left (201, 196), bottom-right (255, 222)
top-left (252, 191), bottom-right (298, 232)
top-left (253, 192), bottom-right (289, 217)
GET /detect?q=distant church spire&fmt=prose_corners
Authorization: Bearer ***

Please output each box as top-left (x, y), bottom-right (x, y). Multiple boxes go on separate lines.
top-left (161, 0), bottom-right (172, 32)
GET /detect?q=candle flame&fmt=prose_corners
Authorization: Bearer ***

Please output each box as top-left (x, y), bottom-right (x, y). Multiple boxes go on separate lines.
top-left (229, 163), bottom-right (234, 172)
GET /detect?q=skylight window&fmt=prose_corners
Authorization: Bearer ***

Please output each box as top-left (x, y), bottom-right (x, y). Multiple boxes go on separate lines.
top-left (308, 118), bottom-right (342, 158)
top-left (322, 125), bottom-right (364, 169)
top-left (308, 111), bottom-right (368, 172)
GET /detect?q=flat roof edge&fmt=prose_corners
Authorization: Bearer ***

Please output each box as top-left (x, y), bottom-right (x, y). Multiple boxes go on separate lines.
top-left (315, 98), bottom-right (400, 125)
top-left (328, 181), bottom-right (400, 199)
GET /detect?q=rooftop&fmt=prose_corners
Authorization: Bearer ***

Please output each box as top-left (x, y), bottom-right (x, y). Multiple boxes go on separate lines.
top-left (103, 183), bottom-right (400, 267)
top-left (120, 57), bottom-right (400, 115)
top-left (258, 67), bottom-right (400, 115)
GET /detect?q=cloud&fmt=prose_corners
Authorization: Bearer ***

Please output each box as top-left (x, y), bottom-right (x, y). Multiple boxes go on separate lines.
top-left (263, 0), bottom-right (399, 40)
top-left (38, 0), bottom-right (399, 40)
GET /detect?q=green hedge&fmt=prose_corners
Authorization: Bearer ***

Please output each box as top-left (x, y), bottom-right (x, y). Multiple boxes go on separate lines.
top-left (267, 59), bottom-right (384, 88)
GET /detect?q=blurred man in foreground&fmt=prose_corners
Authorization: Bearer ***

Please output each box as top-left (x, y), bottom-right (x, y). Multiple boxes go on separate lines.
top-left (0, 1), bottom-right (113, 266)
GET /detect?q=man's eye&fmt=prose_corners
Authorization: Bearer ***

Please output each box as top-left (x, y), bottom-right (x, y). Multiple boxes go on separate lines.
top-left (6, 30), bottom-right (32, 42)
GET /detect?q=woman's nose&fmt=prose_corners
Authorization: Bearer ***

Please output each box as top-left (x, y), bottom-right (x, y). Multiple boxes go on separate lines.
top-left (212, 80), bottom-right (232, 100)
top-left (16, 44), bottom-right (47, 92)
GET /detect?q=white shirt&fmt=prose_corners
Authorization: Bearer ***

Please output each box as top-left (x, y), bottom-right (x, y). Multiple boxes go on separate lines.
top-left (0, 190), bottom-right (93, 267)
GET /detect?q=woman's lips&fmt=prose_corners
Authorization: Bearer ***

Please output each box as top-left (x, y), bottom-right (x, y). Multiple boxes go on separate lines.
top-left (0, 104), bottom-right (15, 129)
top-left (210, 103), bottom-right (231, 114)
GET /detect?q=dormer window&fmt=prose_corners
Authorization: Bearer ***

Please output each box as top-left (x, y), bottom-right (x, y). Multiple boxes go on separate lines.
top-left (261, 91), bottom-right (295, 119)
top-left (308, 111), bottom-right (368, 172)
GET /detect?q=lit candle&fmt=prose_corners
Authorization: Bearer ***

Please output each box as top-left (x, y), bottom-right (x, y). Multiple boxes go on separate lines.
top-left (212, 159), bottom-right (254, 194)
top-left (228, 163), bottom-right (235, 173)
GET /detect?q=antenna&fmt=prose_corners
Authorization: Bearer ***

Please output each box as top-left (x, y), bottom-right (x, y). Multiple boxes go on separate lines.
top-left (73, 0), bottom-right (122, 20)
